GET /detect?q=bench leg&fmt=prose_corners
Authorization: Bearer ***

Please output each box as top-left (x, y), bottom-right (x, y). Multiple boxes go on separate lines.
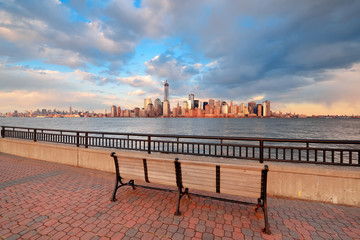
top-left (263, 201), bottom-right (271, 234)
top-left (111, 178), bottom-right (135, 202)
top-left (255, 198), bottom-right (270, 234)
top-left (174, 188), bottom-right (188, 216)
top-left (111, 177), bottom-right (123, 202)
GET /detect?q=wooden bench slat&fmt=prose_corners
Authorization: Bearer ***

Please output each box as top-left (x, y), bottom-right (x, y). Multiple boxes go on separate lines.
top-left (178, 159), bottom-right (264, 171)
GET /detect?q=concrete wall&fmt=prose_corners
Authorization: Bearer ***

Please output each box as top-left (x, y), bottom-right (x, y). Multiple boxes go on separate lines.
top-left (1, 138), bottom-right (359, 206)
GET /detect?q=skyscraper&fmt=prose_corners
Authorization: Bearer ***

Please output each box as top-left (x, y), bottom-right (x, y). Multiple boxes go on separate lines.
top-left (154, 98), bottom-right (162, 116)
top-left (188, 94), bottom-right (195, 109)
top-left (263, 100), bottom-right (271, 117)
top-left (208, 99), bottom-right (215, 107)
top-left (256, 104), bottom-right (262, 116)
top-left (164, 81), bottom-right (169, 101)
top-left (144, 98), bottom-right (152, 109)
top-left (111, 105), bottom-right (117, 117)
top-left (163, 100), bottom-right (170, 117)
top-left (248, 101), bottom-right (256, 114)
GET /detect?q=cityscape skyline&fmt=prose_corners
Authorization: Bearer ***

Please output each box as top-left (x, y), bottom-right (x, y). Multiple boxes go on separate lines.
top-left (3, 80), bottom-right (359, 118)
top-left (0, 1), bottom-right (360, 115)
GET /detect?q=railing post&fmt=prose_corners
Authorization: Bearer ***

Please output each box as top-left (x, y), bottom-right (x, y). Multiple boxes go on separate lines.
top-left (76, 132), bottom-right (80, 147)
top-left (85, 132), bottom-right (88, 148)
top-left (220, 139), bottom-right (223, 156)
top-left (1, 126), bottom-right (4, 138)
top-left (177, 137), bottom-right (179, 153)
top-left (33, 129), bottom-right (37, 142)
top-left (259, 140), bottom-right (264, 163)
top-left (148, 136), bottom-right (151, 154)
top-left (306, 142), bottom-right (309, 161)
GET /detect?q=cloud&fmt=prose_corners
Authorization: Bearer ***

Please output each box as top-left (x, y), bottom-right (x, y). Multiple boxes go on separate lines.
top-left (144, 51), bottom-right (203, 92)
top-left (0, 63), bottom-right (72, 91)
top-left (127, 89), bottom-right (146, 96)
top-left (116, 75), bottom-right (155, 87)
top-left (157, 0), bottom-right (360, 105)
top-left (0, 0), bottom-right (360, 114)
top-left (0, 89), bottom-right (114, 112)
top-left (0, 0), bottom-right (161, 70)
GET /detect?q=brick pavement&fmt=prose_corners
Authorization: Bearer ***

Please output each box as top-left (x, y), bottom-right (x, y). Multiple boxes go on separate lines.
top-left (0, 153), bottom-right (359, 240)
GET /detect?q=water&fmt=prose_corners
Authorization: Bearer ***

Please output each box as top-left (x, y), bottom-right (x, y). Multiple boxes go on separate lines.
top-left (0, 117), bottom-right (359, 140)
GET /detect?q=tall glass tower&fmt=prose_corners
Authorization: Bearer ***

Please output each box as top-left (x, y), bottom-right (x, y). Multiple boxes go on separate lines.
top-left (164, 81), bottom-right (169, 101)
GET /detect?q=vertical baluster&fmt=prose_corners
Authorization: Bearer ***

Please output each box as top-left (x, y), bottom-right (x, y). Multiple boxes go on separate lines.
top-left (323, 150), bottom-right (326, 163)
top-left (34, 129), bottom-right (37, 142)
top-left (283, 149), bottom-right (286, 160)
top-left (306, 142), bottom-right (309, 161)
top-left (220, 139), bottom-right (223, 156)
top-left (349, 151), bottom-right (352, 165)
top-left (340, 151), bottom-right (343, 164)
top-left (85, 133), bottom-right (88, 148)
top-left (315, 150), bottom-right (318, 162)
top-left (259, 140), bottom-right (264, 163)
top-left (332, 151), bottom-right (335, 163)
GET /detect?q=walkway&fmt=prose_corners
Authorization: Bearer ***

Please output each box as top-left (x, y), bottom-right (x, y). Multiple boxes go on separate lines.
top-left (0, 153), bottom-right (359, 240)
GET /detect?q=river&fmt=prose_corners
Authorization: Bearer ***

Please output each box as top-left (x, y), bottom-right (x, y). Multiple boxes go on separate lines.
top-left (1, 117), bottom-right (359, 140)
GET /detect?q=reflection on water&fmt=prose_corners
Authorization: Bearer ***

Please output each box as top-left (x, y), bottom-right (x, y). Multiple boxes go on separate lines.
top-left (0, 117), bottom-right (360, 140)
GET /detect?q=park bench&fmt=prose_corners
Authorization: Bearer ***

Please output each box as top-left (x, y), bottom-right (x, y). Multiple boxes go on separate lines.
top-left (110, 152), bottom-right (270, 234)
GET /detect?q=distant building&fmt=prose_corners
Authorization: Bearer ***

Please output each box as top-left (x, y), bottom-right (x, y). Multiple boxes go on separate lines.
top-left (144, 98), bottom-right (152, 110)
top-left (221, 104), bottom-right (229, 114)
top-left (256, 104), bottom-right (262, 116)
top-left (164, 81), bottom-right (169, 101)
top-left (163, 100), bottom-right (170, 117)
top-left (194, 100), bottom-right (200, 109)
top-left (154, 98), bottom-right (162, 116)
top-left (203, 102), bottom-right (208, 110)
top-left (208, 99), bottom-right (215, 107)
top-left (230, 105), bottom-right (237, 114)
top-left (146, 103), bottom-right (155, 117)
top-left (189, 94), bottom-right (195, 109)
top-left (248, 101), bottom-right (256, 114)
top-left (134, 107), bottom-right (140, 117)
top-left (111, 105), bottom-right (117, 117)
top-left (263, 100), bottom-right (270, 117)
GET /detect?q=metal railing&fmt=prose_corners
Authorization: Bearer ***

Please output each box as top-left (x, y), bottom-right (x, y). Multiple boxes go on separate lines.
top-left (1, 126), bottom-right (360, 166)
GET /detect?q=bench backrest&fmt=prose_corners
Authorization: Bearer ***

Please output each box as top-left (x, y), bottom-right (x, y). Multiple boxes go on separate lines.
top-left (114, 154), bottom-right (177, 186)
top-left (113, 154), bottom-right (267, 199)
top-left (180, 160), bottom-right (264, 198)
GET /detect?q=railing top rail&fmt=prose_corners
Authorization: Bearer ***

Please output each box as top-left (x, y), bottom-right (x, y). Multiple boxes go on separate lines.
top-left (2, 125), bottom-right (360, 144)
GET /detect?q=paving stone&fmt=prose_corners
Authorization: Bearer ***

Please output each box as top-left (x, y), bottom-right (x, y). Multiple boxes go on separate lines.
top-left (0, 153), bottom-right (359, 240)
top-left (202, 232), bottom-right (215, 240)
top-left (125, 228), bottom-right (138, 237)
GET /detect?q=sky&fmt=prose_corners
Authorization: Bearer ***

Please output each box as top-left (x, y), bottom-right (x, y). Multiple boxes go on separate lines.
top-left (0, 0), bottom-right (360, 115)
